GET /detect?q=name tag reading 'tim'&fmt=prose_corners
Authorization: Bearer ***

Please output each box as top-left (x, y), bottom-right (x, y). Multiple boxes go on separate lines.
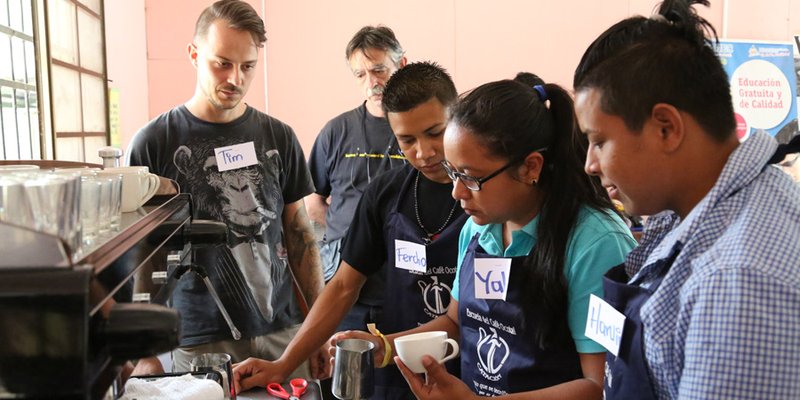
top-left (395, 239), bottom-right (427, 273)
top-left (474, 258), bottom-right (511, 301)
top-left (584, 294), bottom-right (626, 356)
top-left (215, 142), bottom-right (258, 172)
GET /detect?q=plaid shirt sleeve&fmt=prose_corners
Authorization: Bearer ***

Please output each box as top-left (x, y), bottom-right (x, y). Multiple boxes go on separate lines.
top-left (640, 132), bottom-right (800, 399)
top-left (676, 263), bottom-right (800, 399)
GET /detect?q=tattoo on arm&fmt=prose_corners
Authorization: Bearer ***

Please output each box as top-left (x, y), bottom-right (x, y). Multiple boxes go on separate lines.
top-left (284, 202), bottom-right (324, 305)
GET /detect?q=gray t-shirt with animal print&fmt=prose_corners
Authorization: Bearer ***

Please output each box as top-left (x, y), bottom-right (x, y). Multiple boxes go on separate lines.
top-left (129, 105), bottom-right (314, 346)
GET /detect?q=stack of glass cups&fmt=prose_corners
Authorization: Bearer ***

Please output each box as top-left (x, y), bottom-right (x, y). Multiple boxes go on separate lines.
top-left (0, 176), bottom-right (34, 228)
top-left (0, 166), bottom-right (39, 231)
top-left (0, 166), bottom-right (124, 262)
top-left (80, 175), bottom-right (102, 248)
top-left (96, 171), bottom-right (123, 233)
top-left (63, 168), bottom-right (123, 253)
top-left (21, 171), bottom-right (82, 260)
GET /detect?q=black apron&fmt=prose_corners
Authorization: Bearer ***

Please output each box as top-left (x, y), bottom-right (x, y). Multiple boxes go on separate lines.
top-left (458, 235), bottom-right (583, 396)
top-left (375, 170), bottom-right (467, 399)
top-left (602, 242), bottom-right (682, 400)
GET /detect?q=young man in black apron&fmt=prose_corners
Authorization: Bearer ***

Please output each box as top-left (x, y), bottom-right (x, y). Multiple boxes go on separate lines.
top-left (232, 62), bottom-right (465, 399)
top-left (572, 1), bottom-right (800, 399)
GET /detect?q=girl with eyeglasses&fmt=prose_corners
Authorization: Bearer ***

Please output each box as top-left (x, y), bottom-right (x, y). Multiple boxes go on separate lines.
top-left (334, 77), bottom-right (636, 399)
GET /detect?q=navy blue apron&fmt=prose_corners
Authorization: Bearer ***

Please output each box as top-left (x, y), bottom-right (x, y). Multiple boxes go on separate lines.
top-left (458, 235), bottom-right (583, 396)
top-left (376, 170), bottom-right (466, 399)
top-left (602, 242), bottom-right (682, 400)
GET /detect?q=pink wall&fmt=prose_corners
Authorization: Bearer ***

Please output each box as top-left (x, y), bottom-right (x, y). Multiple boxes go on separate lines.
top-left (263, 0), bottom-right (725, 153)
top-left (104, 0), bottom-right (149, 154)
top-left (727, 0), bottom-right (793, 39)
top-left (106, 0), bottom-right (798, 156)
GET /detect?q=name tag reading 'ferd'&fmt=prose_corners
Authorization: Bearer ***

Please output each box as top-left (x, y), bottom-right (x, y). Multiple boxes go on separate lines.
top-left (473, 258), bottom-right (511, 301)
top-left (395, 239), bottom-right (427, 273)
top-left (584, 294), bottom-right (625, 356)
top-left (215, 142), bottom-right (258, 172)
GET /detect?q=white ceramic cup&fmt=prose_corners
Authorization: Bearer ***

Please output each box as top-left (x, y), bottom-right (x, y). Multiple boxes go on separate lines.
top-left (100, 167), bottom-right (159, 212)
top-left (394, 331), bottom-right (459, 374)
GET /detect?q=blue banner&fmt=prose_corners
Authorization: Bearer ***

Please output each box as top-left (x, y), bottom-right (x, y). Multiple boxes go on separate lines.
top-left (715, 40), bottom-right (797, 141)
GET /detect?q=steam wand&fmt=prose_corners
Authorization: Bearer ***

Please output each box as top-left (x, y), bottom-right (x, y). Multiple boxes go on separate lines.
top-left (171, 262), bottom-right (242, 340)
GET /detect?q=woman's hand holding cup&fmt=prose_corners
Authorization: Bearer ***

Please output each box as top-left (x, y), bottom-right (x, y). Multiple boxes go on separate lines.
top-left (394, 331), bottom-right (459, 374)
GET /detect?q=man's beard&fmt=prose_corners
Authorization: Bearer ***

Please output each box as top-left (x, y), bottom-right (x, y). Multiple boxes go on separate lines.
top-left (204, 85), bottom-right (241, 110)
top-left (367, 84), bottom-right (384, 97)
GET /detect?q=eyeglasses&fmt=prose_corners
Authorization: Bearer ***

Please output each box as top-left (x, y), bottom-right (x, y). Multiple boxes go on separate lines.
top-left (440, 159), bottom-right (519, 191)
top-left (441, 148), bottom-right (547, 191)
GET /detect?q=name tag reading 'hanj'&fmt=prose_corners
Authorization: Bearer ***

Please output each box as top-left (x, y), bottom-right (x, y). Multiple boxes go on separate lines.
top-left (214, 142), bottom-right (258, 172)
top-left (473, 258), bottom-right (511, 301)
top-left (395, 240), bottom-right (427, 273)
top-left (584, 294), bottom-right (626, 356)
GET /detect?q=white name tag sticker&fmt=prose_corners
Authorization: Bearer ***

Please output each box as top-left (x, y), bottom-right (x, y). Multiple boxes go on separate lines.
top-left (585, 294), bottom-right (626, 356)
top-left (473, 258), bottom-right (511, 300)
top-left (215, 142), bottom-right (258, 172)
top-left (395, 239), bottom-right (427, 273)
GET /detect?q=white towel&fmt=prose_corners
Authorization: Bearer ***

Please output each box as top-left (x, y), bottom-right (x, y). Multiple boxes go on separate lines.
top-left (120, 373), bottom-right (224, 400)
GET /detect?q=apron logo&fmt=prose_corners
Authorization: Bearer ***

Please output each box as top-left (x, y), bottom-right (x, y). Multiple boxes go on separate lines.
top-left (418, 276), bottom-right (451, 318)
top-left (477, 327), bottom-right (509, 380)
top-left (605, 361), bottom-right (612, 389)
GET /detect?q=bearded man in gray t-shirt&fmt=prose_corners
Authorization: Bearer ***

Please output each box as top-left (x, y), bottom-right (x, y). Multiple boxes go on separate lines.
top-left (306, 26), bottom-right (408, 282)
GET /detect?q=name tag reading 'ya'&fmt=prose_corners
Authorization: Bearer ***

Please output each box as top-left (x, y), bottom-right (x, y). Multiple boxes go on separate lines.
top-left (215, 142), bottom-right (258, 172)
top-left (395, 240), bottom-right (427, 273)
top-left (473, 258), bottom-right (511, 301)
top-left (585, 294), bottom-right (625, 356)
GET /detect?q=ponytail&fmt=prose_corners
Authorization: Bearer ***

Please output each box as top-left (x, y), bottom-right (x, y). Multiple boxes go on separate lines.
top-left (657, 0), bottom-right (718, 46)
top-left (525, 83), bottom-right (613, 348)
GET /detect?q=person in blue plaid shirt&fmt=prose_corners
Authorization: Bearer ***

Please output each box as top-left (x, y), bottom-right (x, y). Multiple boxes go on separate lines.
top-left (572, 0), bottom-right (800, 399)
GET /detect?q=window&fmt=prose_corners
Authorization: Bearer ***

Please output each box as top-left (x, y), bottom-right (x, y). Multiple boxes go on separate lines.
top-left (47, 0), bottom-right (108, 162)
top-left (0, 0), bottom-right (108, 162)
top-left (0, 0), bottom-right (40, 159)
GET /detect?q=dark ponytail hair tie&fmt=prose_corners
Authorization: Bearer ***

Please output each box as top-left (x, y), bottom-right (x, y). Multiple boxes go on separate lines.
top-left (533, 85), bottom-right (548, 102)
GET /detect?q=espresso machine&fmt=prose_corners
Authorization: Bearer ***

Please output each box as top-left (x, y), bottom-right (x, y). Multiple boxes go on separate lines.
top-left (0, 193), bottom-right (233, 399)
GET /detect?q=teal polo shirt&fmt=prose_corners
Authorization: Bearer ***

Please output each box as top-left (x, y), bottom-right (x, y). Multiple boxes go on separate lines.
top-left (452, 206), bottom-right (637, 353)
